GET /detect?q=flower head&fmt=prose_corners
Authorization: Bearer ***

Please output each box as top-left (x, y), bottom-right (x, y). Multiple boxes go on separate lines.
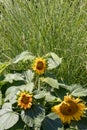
top-left (32, 57), bottom-right (47, 75)
top-left (17, 91), bottom-right (33, 110)
top-left (52, 95), bottom-right (86, 124)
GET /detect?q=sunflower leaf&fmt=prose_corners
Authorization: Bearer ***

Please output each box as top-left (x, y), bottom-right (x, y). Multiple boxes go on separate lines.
top-left (0, 103), bottom-right (19, 130)
top-left (47, 52), bottom-right (62, 69)
top-left (18, 83), bottom-right (34, 93)
top-left (4, 73), bottom-right (24, 83)
top-left (41, 113), bottom-right (63, 130)
top-left (5, 86), bottom-right (18, 104)
top-left (23, 69), bottom-right (34, 83)
top-left (34, 90), bottom-right (46, 99)
top-left (68, 84), bottom-right (87, 97)
top-left (12, 51), bottom-right (35, 64)
top-left (41, 77), bottom-right (59, 89)
top-left (45, 92), bottom-right (57, 102)
top-left (21, 105), bottom-right (45, 128)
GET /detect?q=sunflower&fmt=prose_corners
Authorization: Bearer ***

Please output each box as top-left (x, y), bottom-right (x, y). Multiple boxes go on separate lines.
top-left (52, 95), bottom-right (86, 124)
top-left (17, 91), bottom-right (33, 110)
top-left (32, 57), bottom-right (47, 75)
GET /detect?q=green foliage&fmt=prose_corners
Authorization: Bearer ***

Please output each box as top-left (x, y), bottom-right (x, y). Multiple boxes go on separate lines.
top-left (21, 105), bottom-right (45, 128)
top-left (0, 0), bottom-right (87, 129)
top-left (0, 0), bottom-right (87, 85)
top-left (41, 77), bottom-right (59, 89)
top-left (0, 51), bottom-right (87, 130)
top-left (68, 84), bottom-right (87, 97)
top-left (0, 103), bottom-right (19, 130)
top-left (41, 113), bottom-right (63, 130)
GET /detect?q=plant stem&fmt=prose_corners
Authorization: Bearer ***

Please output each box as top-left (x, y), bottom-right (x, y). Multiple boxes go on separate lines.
top-left (38, 75), bottom-right (40, 91)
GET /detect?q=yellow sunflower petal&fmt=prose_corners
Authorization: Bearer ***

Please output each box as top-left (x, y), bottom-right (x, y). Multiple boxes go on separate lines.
top-left (17, 92), bottom-right (33, 110)
top-left (32, 57), bottom-right (47, 75)
top-left (52, 95), bottom-right (86, 124)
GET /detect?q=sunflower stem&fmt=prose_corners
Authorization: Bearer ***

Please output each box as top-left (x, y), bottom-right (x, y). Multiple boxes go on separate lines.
top-left (38, 75), bottom-right (40, 91)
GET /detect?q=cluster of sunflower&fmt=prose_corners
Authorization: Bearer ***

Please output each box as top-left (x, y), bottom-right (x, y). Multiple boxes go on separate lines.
top-left (0, 51), bottom-right (87, 130)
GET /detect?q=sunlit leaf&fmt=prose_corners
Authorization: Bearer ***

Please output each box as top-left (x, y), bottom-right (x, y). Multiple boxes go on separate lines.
top-left (41, 113), bottom-right (63, 130)
top-left (45, 92), bottom-right (58, 102)
top-left (18, 83), bottom-right (34, 93)
top-left (4, 73), bottom-right (24, 83)
top-left (0, 103), bottom-right (19, 130)
top-left (41, 77), bottom-right (59, 89)
top-left (5, 86), bottom-right (18, 104)
top-left (12, 51), bottom-right (35, 64)
top-left (34, 90), bottom-right (46, 99)
top-left (47, 52), bottom-right (62, 69)
top-left (23, 69), bottom-right (34, 83)
top-left (2, 102), bottom-right (12, 109)
top-left (67, 84), bottom-right (87, 97)
top-left (21, 105), bottom-right (45, 128)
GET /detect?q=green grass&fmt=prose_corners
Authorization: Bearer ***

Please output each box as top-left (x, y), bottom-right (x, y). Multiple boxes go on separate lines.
top-left (0, 0), bottom-right (87, 85)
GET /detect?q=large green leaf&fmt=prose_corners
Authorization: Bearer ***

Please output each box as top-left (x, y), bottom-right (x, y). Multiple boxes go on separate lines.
top-left (12, 51), bottom-right (35, 64)
top-left (23, 69), bottom-right (34, 83)
top-left (18, 83), bottom-right (34, 93)
top-left (2, 102), bottom-right (12, 109)
top-left (4, 73), bottom-right (24, 83)
top-left (5, 86), bottom-right (18, 104)
top-left (45, 92), bottom-right (60, 102)
top-left (9, 118), bottom-right (25, 130)
top-left (5, 83), bottom-right (34, 104)
top-left (41, 77), bottom-right (59, 89)
top-left (67, 84), bottom-right (87, 97)
top-left (41, 113), bottom-right (63, 130)
top-left (47, 52), bottom-right (62, 69)
top-left (0, 103), bottom-right (19, 130)
top-left (21, 105), bottom-right (45, 128)
top-left (34, 90), bottom-right (46, 99)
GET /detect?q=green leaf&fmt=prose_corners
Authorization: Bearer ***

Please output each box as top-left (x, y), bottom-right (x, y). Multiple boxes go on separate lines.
top-left (5, 83), bottom-right (34, 104)
top-left (21, 105), bottom-right (45, 128)
top-left (4, 73), bottom-right (24, 83)
top-left (0, 62), bottom-right (10, 74)
top-left (68, 84), bottom-right (87, 97)
top-left (18, 83), bottom-right (34, 93)
top-left (23, 69), bottom-right (34, 83)
top-left (34, 90), bottom-right (46, 99)
top-left (12, 51), bottom-right (35, 64)
top-left (45, 92), bottom-right (58, 102)
top-left (5, 86), bottom-right (18, 104)
top-left (0, 103), bottom-right (19, 130)
top-left (2, 102), bottom-right (12, 109)
top-left (41, 113), bottom-right (63, 130)
top-left (41, 77), bottom-right (59, 89)
top-left (77, 117), bottom-right (87, 130)
top-left (8, 118), bottom-right (25, 130)
top-left (47, 52), bottom-right (62, 69)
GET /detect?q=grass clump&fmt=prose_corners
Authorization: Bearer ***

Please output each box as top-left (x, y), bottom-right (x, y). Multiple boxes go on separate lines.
top-left (0, 0), bottom-right (87, 85)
